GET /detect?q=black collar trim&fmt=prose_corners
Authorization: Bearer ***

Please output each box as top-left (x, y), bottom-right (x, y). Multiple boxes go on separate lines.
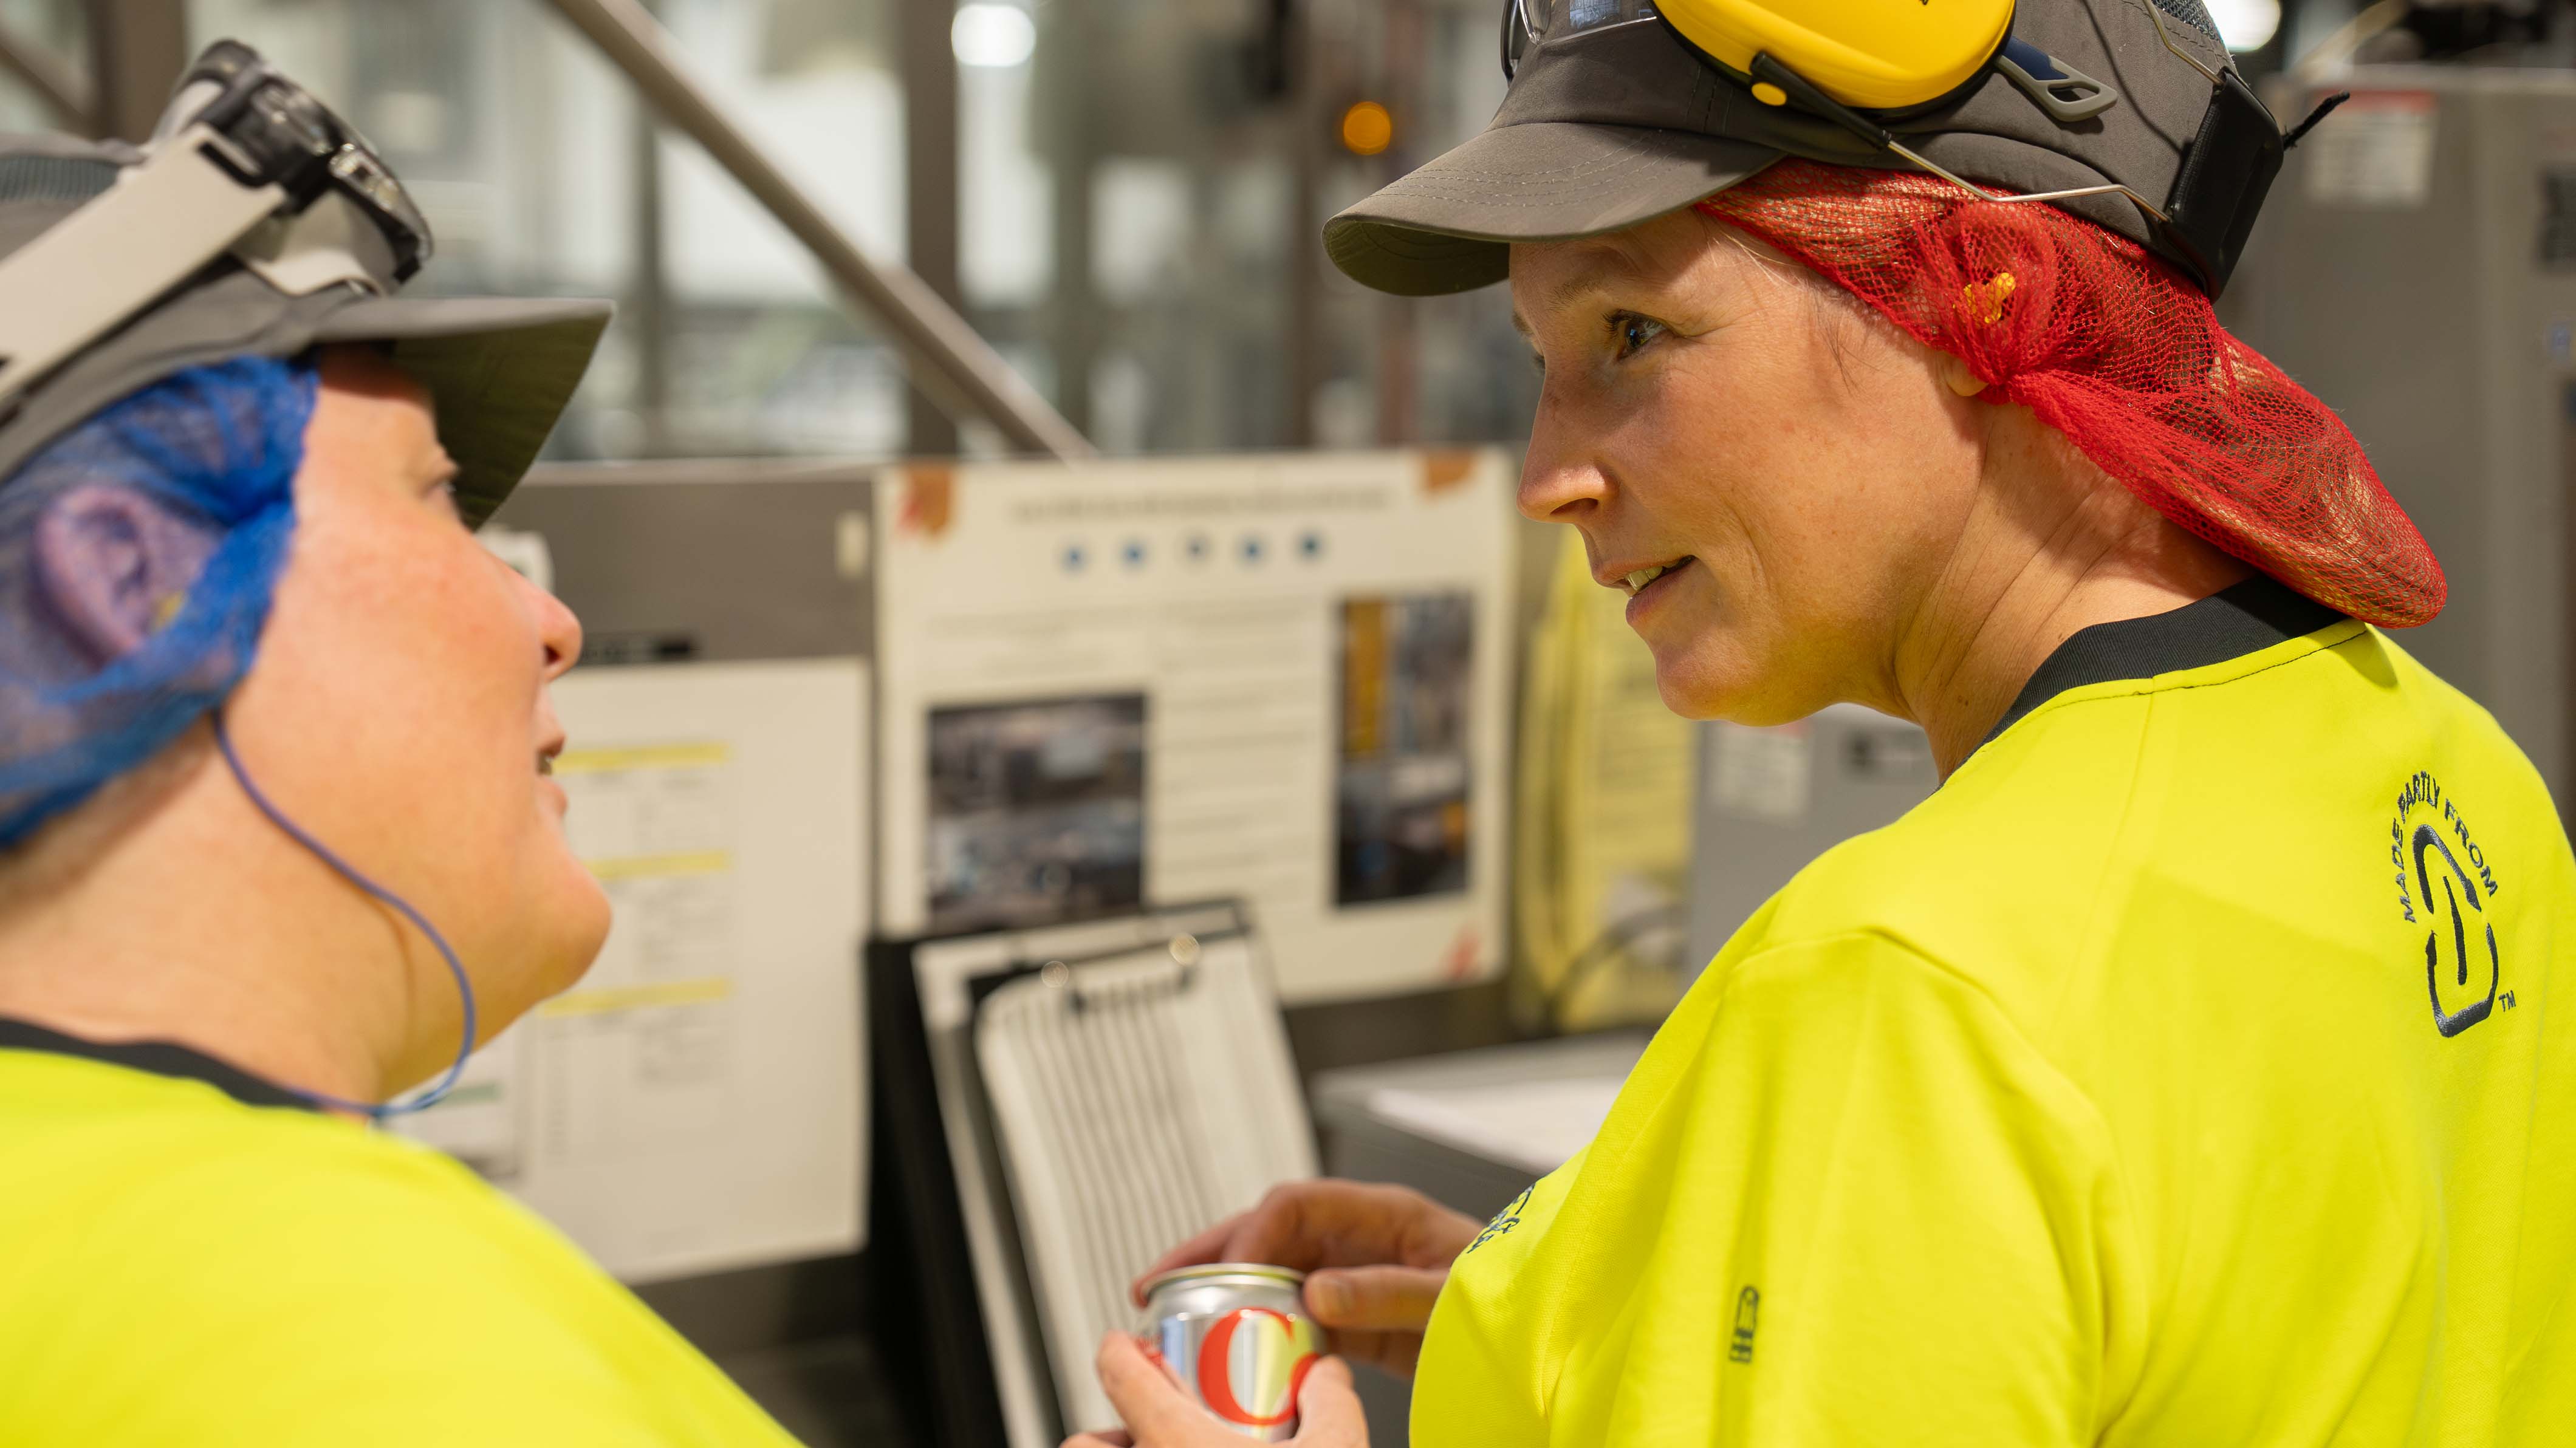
top-left (0, 1017), bottom-right (318, 1113)
top-left (1982, 575), bottom-right (2349, 748)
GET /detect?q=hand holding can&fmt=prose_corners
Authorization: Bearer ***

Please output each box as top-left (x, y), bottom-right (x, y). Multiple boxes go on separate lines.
top-left (1131, 1181), bottom-right (1479, 1380)
top-left (1139, 1264), bottom-right (1324, 1441)
top-left (1070, 1328), bottom-right (1365, 1448)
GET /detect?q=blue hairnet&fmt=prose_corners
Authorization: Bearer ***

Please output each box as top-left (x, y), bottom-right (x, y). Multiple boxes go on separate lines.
top-left (0, 357), bottom-right (317, 848)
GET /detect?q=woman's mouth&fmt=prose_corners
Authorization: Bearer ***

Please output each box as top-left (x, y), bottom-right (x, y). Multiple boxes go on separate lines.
top-left (537, 741), bottom-right (566, 811)
top-left (1621, 557), bottom-right (1693, 603)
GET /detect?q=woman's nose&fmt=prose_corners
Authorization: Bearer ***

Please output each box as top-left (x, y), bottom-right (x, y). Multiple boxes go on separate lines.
top-left (523, 572), bottom-right (584, 682)
top-left (1518, 398), bottom-right (1609, 524)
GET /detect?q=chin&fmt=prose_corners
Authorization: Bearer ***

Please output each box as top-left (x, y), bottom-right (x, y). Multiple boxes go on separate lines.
top-left (541, 870), bottom-right (614, 995)
top-left (1649, 637), bottom-right (1755, 721)
top-left (484, 860), bottom-right (612, 1026)
top-left (1650, 640), bottom-right (1823, 728)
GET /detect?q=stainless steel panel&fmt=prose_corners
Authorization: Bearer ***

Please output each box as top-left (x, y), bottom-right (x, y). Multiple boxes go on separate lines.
top-left (490, 460), bottom-right (874, 666)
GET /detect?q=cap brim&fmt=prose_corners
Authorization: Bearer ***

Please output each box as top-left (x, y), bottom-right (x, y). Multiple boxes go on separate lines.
top-left (310, 294), bottom-right (611, 528)
top-left (1326, 123), bottom-right (1781, 296)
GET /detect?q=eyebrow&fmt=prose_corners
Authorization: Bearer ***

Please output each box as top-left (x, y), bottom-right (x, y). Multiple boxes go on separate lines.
top-left (1512, 239), bottom-right (1659, 340)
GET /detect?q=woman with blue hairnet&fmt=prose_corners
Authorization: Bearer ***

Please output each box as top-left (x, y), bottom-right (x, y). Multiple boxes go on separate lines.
top-left (0, 44), bottom-right (803, 1446)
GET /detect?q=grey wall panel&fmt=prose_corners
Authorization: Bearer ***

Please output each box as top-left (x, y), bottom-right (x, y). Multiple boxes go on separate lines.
top-left (492, 460), bottom-right (876, 666)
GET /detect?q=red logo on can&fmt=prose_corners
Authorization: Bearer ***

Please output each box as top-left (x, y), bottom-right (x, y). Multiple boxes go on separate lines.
top-left (1196, 1306), bottom-right (1319, 1428)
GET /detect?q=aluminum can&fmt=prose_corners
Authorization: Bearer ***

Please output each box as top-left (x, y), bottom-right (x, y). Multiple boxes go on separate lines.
top-left (1140, 1263), bottom-right (1323, 1441)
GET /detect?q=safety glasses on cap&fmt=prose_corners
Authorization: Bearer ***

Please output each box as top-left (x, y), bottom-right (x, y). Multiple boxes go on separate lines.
top-left (0, 39), bottom-right (434, 414)
top-left (1502, 0), bottom-right (1667, 82)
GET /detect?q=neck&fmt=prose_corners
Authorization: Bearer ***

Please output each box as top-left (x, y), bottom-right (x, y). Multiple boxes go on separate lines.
top-left (1887, 439), bottom-right (2251, 778)
top-left (0, 731), bottom-right (420, 1113)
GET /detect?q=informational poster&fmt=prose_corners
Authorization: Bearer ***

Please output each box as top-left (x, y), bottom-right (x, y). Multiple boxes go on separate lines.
top-left (399, 658), bottom-right (869, 1283)
top-left (2302, 89), bottom-right (2436, 209)
top-left (1707, 720), bottom-right (1812, 824)
top-left (875, 451), bottom-right (1514, 1002)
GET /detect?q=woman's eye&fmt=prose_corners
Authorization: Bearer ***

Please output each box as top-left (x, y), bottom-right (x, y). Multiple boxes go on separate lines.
top-left (429, 479), bottom-right (463, 519)
top-left (1610, 312), bottom-right (1668, 360)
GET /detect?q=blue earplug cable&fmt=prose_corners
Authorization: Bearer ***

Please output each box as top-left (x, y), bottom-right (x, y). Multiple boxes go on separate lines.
top-left (213, 714), bottom-right (477, 1119)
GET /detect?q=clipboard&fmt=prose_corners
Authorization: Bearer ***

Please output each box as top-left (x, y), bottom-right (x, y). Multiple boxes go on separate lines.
top-left (869, 902), bottom-right (1315, 1447)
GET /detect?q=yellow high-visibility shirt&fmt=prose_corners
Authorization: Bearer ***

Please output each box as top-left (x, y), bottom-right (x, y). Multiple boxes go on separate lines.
top-left (0, 1022), bottom-right (804, 1447)
top-left (1413, 579), bottom-right (2576, 1446)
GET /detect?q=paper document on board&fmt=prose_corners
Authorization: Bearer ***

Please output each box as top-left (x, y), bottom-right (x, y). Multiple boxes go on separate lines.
top-left (399, 657), bottom-right (869, 1283)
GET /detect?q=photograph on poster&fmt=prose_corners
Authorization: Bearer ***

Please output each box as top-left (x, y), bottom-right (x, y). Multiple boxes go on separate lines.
top-left (1337, 592), bottom-right (1475, 906)
top-left (928, 694), bottom-right (1149, 933)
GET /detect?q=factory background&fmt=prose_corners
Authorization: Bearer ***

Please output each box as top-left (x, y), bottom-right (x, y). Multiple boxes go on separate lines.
top-left (1, 1), bottom-right (2564, 1443)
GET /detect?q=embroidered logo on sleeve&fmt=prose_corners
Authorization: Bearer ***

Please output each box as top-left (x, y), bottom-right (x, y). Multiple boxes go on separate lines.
top-left (2390, 771), bottom-right (2510, 1037)
top-left (1728, 1286), bottom-right (1761, 1364)
top-left (1466, 1184), bottom-right (1533, 1254)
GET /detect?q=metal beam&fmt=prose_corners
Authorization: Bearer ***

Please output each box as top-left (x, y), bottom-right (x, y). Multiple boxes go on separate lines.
top-left (538, 0), bottom-right (1095, 461)
top-left (84, 0), bottom-right (186, 143)
top-left (1041, 2), bottom-right (1097, 442)
top-left (1285, 0), bottom-right (1322, 448)
top-left (898, 0), bottom-right (961, 456)
top-left (0, 17), bottom-right (92, 135)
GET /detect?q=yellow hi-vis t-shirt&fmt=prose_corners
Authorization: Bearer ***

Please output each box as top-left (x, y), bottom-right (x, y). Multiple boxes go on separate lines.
top-left (0, 1026), bottom-right (804, 1447)
top-left (1413, 580), bottom-right (2576, 1446)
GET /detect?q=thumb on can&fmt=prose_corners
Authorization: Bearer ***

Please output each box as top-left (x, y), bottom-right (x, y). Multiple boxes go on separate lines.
top-left (1289, 1357), bottom-right (1367, 1445)
top-left (1094, 1331), bottom-right (1197, 1441)
top-left (1304, 1266), bottom-right (1446, 1331)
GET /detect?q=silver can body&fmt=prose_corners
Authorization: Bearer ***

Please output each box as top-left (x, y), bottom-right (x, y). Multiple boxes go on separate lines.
top-left (1140, 1264), bottom-right (1323, 1442)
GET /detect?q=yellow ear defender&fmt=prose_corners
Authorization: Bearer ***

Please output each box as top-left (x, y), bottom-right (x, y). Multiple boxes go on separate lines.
top-left (1655, 0), bottom-right (2016, 112)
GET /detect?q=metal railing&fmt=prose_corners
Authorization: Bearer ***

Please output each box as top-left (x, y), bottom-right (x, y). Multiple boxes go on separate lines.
top-left (0, 17), bottom-right (92, 135)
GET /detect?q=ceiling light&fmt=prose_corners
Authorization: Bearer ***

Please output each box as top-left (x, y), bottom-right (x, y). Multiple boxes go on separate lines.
top-left (2203, 0), bottom-right (2281, 53)
top-left (953, 4), bottom-right (1036, 69)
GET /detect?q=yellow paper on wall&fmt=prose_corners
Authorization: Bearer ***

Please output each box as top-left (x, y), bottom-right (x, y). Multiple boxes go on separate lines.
top-left (1512, 530), bottom-right (1697, 1030)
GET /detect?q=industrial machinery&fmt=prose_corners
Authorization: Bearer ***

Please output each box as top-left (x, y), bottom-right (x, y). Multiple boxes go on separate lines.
top-left (2228, 68), bottom-right (2576, 820)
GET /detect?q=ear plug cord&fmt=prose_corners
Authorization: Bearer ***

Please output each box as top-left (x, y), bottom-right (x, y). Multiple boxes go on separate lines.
top-left (213, 713), bottom-right (478, 1119)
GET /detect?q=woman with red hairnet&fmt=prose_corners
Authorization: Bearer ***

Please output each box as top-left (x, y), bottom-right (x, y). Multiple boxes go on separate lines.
top-left (1078, 2), bottom-right (2576, 1445)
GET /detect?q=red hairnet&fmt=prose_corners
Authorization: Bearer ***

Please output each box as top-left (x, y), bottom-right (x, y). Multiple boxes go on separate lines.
top-left (1696, 159), bottom-right (2442, 628)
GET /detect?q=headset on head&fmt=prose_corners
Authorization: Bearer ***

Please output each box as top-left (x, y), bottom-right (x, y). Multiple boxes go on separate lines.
top-left (1506, 0), bottom-right (2303, 295)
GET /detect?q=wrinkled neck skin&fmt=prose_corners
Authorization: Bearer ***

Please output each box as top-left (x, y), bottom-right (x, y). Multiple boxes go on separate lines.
top-left (0, 726), bottom-right (418, 1118)
top-left (1865, 406), bottom-right (2250, 779)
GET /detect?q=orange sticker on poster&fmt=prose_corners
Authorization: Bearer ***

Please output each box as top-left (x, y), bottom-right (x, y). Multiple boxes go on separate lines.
top-left (1420, 449), bottom-right (1478, 495)
top-left (900, 465), bottom-right (955, 539)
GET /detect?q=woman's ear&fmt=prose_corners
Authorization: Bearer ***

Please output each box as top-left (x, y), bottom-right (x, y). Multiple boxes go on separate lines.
top-left (32, 484), bottom-right (219, 664)
top-left (1941, 353), bottom-right (1989, 398)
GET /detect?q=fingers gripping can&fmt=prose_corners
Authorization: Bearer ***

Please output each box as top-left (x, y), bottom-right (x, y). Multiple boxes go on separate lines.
top-left (1140, 1264), bottom-right (1323, 1441)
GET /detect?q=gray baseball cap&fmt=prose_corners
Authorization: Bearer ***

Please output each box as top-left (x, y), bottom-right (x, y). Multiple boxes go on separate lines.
top-left (1326, 0), bottom-right (2288, 299)
top-left (0, 131), bottom-right (608, 529)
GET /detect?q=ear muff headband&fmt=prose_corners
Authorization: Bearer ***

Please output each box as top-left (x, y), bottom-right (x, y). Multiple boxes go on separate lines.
top-left (1657, 0), bottom-right (2015, 111)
